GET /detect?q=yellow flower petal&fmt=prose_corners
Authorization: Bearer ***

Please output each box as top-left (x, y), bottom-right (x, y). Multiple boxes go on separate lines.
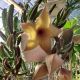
top-left (21, 32), bottom-right (37, 51)
top-left (38, 38), bottom-right (51, 53)
top-left (35, 6), bottom-right (50, 29)
top-left (36, 27), bottom-right (53, 53)
top-left (21, 23), bottom-right (36, 41)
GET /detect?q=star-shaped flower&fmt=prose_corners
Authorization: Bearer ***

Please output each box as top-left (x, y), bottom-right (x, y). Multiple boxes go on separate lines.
top-left (20, 6), bottom-right (63, 80)
top-left (21, 6), bottom-right (61, 62)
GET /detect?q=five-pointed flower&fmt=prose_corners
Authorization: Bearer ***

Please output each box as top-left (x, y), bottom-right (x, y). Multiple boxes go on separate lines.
top-left (20, 6), bottom-right (64, 80)
top-left (21, 6), bottom-right (61, 62)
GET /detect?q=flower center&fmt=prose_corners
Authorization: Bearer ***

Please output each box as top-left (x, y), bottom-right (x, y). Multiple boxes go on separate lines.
top-left (37, 29), bottom-right (45, 36)
top-left (37, 28), bottom-right (50, 40)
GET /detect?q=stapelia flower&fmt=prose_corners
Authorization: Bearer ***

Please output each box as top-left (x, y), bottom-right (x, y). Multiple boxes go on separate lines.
top-left (33, 54), bottom-right (64, 80)
top-left (33, 63), bottom-right (48, 80)
top-left (21, 6), bottom-right (61, 62)
top-left (58, 68), bottom-right (72, 80)
top-left (45, 54), bottom-right (64, 75)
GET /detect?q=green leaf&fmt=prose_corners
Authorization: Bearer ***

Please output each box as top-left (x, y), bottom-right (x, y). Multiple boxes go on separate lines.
top-left (2, 9), bottom-right (9, 35)
top-left (42, 0), bottom-right (47, 3)
top-left (28, 5), bottom-right (38, 21)
top-left (7, 34), bottom-right (14, 51)
top-left (3, 58), bottom-right (12, 71)
top-left (74, 44), bottom-right (80, 53)
top-left (21, 10), bottom-right (27, 22)
top-left (8, 4), bottom-right (14, 34)
top-left (32, 9), bottom-right (41, 21)
top-left (49, 4), bottom-right (56, 14)
top-left (27, 0), bottom-right (43, 21)
top-left (21, 60), bottom-right (28, 73)
top-left (37, 0), bottom-right (44, 4)
top-left (17, 35), bottom-right (21, 45)
top-left (74, 28), bottom-right (80, 35)
top-left (0, 31), bottom-right (7, 41)
top-left (0, 44), bottom-right (8, 58)
top-left (14, 57), bottom-right (22, 74)
top-left (14, 16), bottom-right (19, 31)
top-left (64, 18), bottom-right (78, 29)
top-left (71, 52), bottom-right (76, 64)
top-left (3, 44), bottom-right (12, 57)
